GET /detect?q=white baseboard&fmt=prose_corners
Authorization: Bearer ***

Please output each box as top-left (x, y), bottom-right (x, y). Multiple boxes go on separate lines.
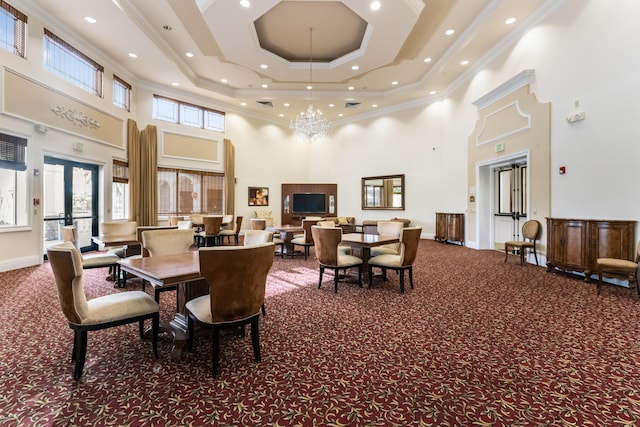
top-left (0, 255), bottom-right (42, 273)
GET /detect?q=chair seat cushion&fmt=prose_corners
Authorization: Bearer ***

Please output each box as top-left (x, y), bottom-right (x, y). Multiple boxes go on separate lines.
top-left (291, 237), bottom-right (312, 245)
top-left (273, 237), bottom-right (284, 244)
top-left (369, 253), bottom-right (402, 268)
top-left (82, 253), bottom-right (120, 268)
top-left (370, 246), bottom-right (399, 257)
top-left (505, 240), bottom-right (534, 247)
top-left (337, 254), bottom-right (363, 267)
top-left (107, 247), bottom-right (126, 258)
top-left (218, 229), bottom-right (236, 236)
top-left (83, 291), bottom-right (159, 325)
top-left (597, 258), bottom-right (637, 272)
top-left (186, 295), bottom-right (259, 326)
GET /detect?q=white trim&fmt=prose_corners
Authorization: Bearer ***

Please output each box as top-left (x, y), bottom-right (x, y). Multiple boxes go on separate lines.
top-left (476, 101), bottom-right (532, 146)
top-left (0, 255), bottom-right (42, 272)
top-left (472, 70), bottom-right (536, 110)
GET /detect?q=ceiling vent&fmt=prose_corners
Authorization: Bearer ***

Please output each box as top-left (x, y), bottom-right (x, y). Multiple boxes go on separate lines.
top-left (345, 102), bottom-right (361, 109)
top-left (256, 101), bottom-right (273, 108)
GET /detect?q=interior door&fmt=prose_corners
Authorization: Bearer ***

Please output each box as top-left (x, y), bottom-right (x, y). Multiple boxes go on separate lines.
top-left (43, 156), bottom-right (99, 253)
top-left (494, 158), bottom-right (527, 248)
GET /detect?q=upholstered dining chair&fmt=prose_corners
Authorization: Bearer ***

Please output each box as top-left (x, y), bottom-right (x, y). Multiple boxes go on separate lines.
top-left (197, 216), bottom-right (223, 247)
top-left (368, 227), bottom-right (422, 293)
top-left (370, 220), bottom-right (404, 257)
top-left (186, 243), bottom-right (275, 376)
top-left (47, 242), bottom-right (159, 381)
top-left (250, 218), bottom-right (284, 257)
top-left (177, 220), bottom-right (193, 230)
top-left (291, 219), bottom-right (318, 260)
top-left (142, 228), bottom-right (195, 309)
top-left (219, 215), bottom-right (243, 245)
top-left (311, 225), bottom-right (363, 293)
top-left (99, 220), bottom-right (138, 258)
top-left (504, 220), bottom-right (541, 265)
top-left (596, 240), bottom-right (640, 297)
top-left (243, 229), bottom-right (275, 315)
top-left (62, 225), bottom-right (121, 282)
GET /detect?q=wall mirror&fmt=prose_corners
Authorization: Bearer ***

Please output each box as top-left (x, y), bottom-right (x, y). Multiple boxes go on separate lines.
top-left (362, 174), bottom-right (405, 210)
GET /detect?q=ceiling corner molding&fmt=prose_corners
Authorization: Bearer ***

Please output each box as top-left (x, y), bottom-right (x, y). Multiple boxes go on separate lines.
top-left (472, 70), bottom-right (536, 110)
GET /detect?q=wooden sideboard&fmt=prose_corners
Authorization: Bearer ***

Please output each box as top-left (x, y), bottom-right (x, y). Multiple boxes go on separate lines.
top-left (545, 217), bottom-right (636, 281)
top-left (435, 212), bottom-right (465, 245)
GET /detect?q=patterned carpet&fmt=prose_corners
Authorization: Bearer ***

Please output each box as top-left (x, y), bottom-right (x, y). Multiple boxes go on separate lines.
top-left (1, 239), bottom-right (639, 426)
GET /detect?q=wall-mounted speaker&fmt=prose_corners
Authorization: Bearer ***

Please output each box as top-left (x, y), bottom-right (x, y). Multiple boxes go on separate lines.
top-left (284, 195), bottom-right (290, 213)
top-left (329, 195), bottom-right (335, 214)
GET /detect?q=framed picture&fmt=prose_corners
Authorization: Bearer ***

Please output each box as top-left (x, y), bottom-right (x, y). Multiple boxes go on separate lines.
top-left (248, 187), bottom-right (269, 206)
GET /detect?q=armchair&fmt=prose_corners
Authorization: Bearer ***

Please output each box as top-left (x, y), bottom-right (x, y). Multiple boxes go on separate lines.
top-left (311, 225), bottom-right (363, 293)
top-left (368, 227), bottom-right (422, 293)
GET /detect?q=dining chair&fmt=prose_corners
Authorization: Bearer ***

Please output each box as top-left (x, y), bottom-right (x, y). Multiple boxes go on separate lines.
top-left (99, 220), bottom-right (138, 258)
top-left (47, 242), bottom-right (159, 381)
top-left (596, 240), bottom-right (640, 297)
top-left (368, 227), bottom-right (422, 293)
top-left (219, 215), bottom-right (243, 245)
top-left (197, 216), bottom-right (223, 247)
top-left (504, 220), bottom-right (541, 265)
top-left (370, 220), bottom-right (404, 257)
top-left (142, 228), bottom-right (195, 310)
top-left (62, 225), bottom-right (121, 283)
top-left (311, 225), bottom-right (363, 293)
top-left (186, 243), bottom-right (274, 376)
top-left (290, 219), bottom-right (318, 260)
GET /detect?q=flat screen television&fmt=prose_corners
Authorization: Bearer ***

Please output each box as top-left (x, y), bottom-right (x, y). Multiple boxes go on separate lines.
top-left (292, 193), bottom-right (326, 214)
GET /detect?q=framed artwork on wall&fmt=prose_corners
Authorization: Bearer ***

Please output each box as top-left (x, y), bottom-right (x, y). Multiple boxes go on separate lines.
top-left (248, 187), bottom-right (269, 206)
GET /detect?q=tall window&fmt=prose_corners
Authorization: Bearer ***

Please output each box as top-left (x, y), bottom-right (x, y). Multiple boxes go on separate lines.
top-left (0, 1), bottom-right (27, 58)
top-left (157, 167), bottom-right (224, 216)
top-left (113, 75), bottom-right (131, 111)
top-left (153, 95), bottom-right (225, 132)
top-left (43, 29), bottom-right (104, 97)
top-left (0, 132), bottom-right (28, 227)
top-left (112, 159), bottom-right (129, 220)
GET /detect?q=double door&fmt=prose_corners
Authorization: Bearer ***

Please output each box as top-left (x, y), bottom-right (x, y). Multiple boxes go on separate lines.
top-left (43, 156), bottom-right (99, 253)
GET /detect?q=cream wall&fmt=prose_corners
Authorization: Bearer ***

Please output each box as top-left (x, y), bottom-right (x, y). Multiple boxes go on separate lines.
top-left (1, 0), bottom-right (639, 271)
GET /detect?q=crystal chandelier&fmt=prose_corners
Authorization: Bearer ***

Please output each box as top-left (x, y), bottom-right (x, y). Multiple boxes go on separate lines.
top-left (290, 27), bottom-right (331, 140)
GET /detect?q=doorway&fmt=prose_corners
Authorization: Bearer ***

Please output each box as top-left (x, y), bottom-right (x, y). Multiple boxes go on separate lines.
top-left (43, 156), bottom-right (99, 253)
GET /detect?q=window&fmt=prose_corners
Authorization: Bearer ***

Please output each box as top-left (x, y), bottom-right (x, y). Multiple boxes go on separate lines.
top-left (152, 95), bottom-right (225, 132)
top-left (112, 159), bottom-right (129, 220)
top-left (113, 75), bottom-right (131, 111)
top-left (158, 167), bottom-right (224, 216)
top-left (0, 132), bottom-right (28, 227)
top-left (43, 29), bottom-right (104, 97)
top-left (0, 1), bottom-right (27, 58)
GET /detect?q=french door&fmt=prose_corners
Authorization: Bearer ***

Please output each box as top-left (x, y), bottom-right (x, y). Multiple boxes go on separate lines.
top-left (43, 156), bottom-right (99, 253)
top-left (495, 159), bottom-right (528, 243)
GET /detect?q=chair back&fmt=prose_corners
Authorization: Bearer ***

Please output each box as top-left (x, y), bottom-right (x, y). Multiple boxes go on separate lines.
top-left (244, 230), bottom-right (274, 246)
top-left (399, 227), bottom-right (422, 267)
top-left (251, 218), bottom-right (267, 230)
top-left (311, 225), bottom-right (342, 265)
top-left (317, 220), bottom-right (337, 228)
top-left (142, 229), bottom-right (194, 257)
top-left (203, 216), bottom-right (223, 236)
top-left (636, 240), bottom-right (640, 263)
top-left (522, 220), bottom-right (541, 242)
top-left (100, 221), bottom-right (137, 236)
top-left (62, 225), bottom-right (80, 249)
top-left (376, 220), bottom-right (404, 251)
top-left (47, 242), bottom-right (89, 325)
top-left (199, 243), bottom-right (274, 323)
top-left (301, 219), bottom-right (319, 244)
top-left (221, 214), bottom-right (234, 230)
top-left (233, 216), bottom-right (243, 232)
top-left (135, 225), bottom-right (178, 257)
top-left (177, 220), bottom-right (193, 230)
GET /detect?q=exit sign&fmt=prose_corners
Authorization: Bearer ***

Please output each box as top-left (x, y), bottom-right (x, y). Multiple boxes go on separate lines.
top-left (495, 142), bottom-right (505, 152)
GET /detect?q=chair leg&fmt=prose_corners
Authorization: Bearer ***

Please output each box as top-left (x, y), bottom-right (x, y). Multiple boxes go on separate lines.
top-left (333, 268), bottom-right (339, 293)
top-left (318, 266), bottom-right (324, 289)
top-left (533, 247), bottom-right (539, 266)
top-left (251, 318), bottom-right (261, 363)
top-left (74, 329), bottom-right (88, 381)
top-left (409, 267), bottom-right (414, 290)
top-left (261, 303), bottom-right (266, 316)
top-left (212, 326), bottom-right (220, 377)
top-left (357, 266), bottom-right (362, 287)
top-left (597, 269), bottom-right (603, 295)
top-left (187, 315), bottom-right (194, 352)
top-left (152, 313), bottom-right (159, 358)
top-left (504, 245), bottom-right (509, 263)
top-left (399, 269), bottom-right (405, 294)
top-left (520, 247), bottom-right (524, 265)
top-left (368, 265), bottom-right (374, 287)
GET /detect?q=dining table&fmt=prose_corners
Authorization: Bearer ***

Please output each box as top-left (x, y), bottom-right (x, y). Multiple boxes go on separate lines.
top-left (118, 251), bottom-right (207, 361)
top-left (266, 224), bottom-right (304, 256)
top-left (340, 233), bottom-right (400, 285)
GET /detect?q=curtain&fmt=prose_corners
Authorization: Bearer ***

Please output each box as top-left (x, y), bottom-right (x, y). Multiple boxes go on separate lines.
top-left (224, 138), bottom-right (235, 216)
top-left (127, 119), bottom-right (158, 226)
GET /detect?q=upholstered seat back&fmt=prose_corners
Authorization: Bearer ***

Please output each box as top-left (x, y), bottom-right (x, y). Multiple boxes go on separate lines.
top-left (250, 218), bottom-right (267, 230)
top-left (203, 216), bottom-right (223, 236)
top-left (142, 229), bottom-right (194, 257)
top-left (375, 220), bottom-right (404, 252)
top-left (221, 214), bottom-right (234, 230)
top-left (177, 220), bottom-right (193, 230)
top-left (100, 221), bottom-right (138, 236)
top-left (521, 220), bottom-right (541, 241)
top-left (301, 219), bottom-right (319, 244)
top-left (244, 230), bottom-right (274, 246)
top-left (317, 220), bottom-right (337, 228)
top-left (311, 225), bottom-right (342, 265)
top-left (199, 243), bottom-right (274, 323)
top-left (47, 242), bottom-right (90, 325)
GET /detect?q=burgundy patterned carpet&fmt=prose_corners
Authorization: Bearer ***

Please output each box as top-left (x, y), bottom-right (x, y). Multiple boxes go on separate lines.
top-left (1, 239), bottom-right (639, 426)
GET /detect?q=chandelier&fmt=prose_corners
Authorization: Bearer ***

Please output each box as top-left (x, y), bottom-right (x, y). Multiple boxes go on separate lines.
top-left (290, 27), bottom-right (331, 140)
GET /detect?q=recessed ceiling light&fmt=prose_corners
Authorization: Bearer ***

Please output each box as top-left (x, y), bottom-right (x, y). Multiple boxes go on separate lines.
top-left (338, 113), bottom-right (344, 117)
top-left (424, 57), bottom-right (432, 63)
top-left (351, 65), bottom-right (359, 71)
top-left (128, 53), bottom-right (138, 58)
top-left (445, 29), bottom-right (455, 36)
top-left (392, 81), bottom-right (398, 86)
top-left (260, 64), bottom-right (268, 69)
top-left (284, 103), bottom-right (290, 107)
top-left (370, 1), bottom-right (381, 11)
top-left (261, 84), bottom-right (268, 88)
top-left (306, 85), bottom-right (313, 90)
top-left (171, 82), bottom-right (179, 86)
top-left (429, 90), bottom-right (437, 95)
top-left (221, 78), bottom-right (228, 83)
top-left (240, 0), bottom-right (250, 7)
top-left (163, 25), bottom-right (172, 31)
top-left (505, 17), bottom-right (516, 25)
top-left (348, 86), bottom-right (354, 90)
top-left (329, 104), bottom-right (335, 107)
top-left (279, 114), bottom-right (284, 117)
top-left (241, 102), bottom-right (247, 106)
top-left (372, 104), bottom-right (378, 108)
top-left (460, 60), bottom-right (469, 66)
top-left (185, 52), bottom-right (194, 58)
top-left (84, 17), bottom-right (96, 24)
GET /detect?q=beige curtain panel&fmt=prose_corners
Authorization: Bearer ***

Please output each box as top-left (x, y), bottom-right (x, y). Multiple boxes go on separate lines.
top-left (127, 119), bottom-right (158, 226)
top-left (224, 139), bottom-right (235, 216)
